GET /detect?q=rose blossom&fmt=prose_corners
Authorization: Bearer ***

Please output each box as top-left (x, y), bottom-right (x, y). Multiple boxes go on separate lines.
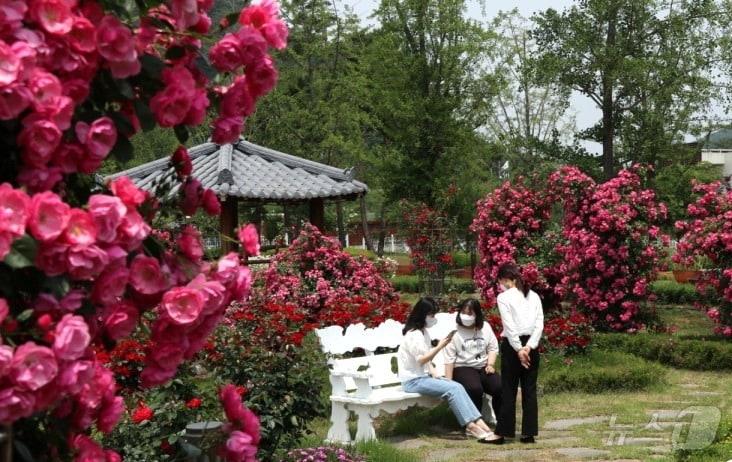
top-left (67, 244), bottom-right (109, 280)
top-left (19, 117), bottom-right (62, 167)
top-left (0, 387), bottom-right (35, 423)
top-left (0, 39), bottom-right (20, 85)
top-left (150, 65), bottom-right (196, 127)
top-left (0, 83), bottom-right (32, 120)
top-left (30, 0), bottom-right (73, 35)
top-left (211, 115), bottom-right (243, 144)
top-left (223, 431), bottom-right (257, 462)
top-left (179, 225), bottom-right (204, 261)
top-left (0, 183), bottom-right (30, 236)
top-left (129, 254), bottom-right (169, 294)
top-left (202, 189), bottom-right (221, 216)
top-left (96, 16), bottom-right (140, 78)
top-left (181, 178), bottom-right (202, 216)
top-left (209, 33), bottom-right (244, 72)
top-left (75, 117), bottom-right (118, 159)
top-left (170, 0), bottom-right (199, 30)
top-left (161, 287), bottom-right (205, 325)
top-left (87, 194), bottom-right (127, 243)
top-left (28, 191), bottom-right (71, 241)
top-left (53, 314), bottom-right (90, 360)
top-left (102, 300), bottom-right (138, 341)
top-left (172, 146), bottom-right (192, 176)
top-left (238, 224), bottom-right (260, 256)
top-left (63, 209), bottom-right (97, 245)
top-left (9, 342), bottom-right (58, 390)
top-left (91, 265), bottom-right (129, 305)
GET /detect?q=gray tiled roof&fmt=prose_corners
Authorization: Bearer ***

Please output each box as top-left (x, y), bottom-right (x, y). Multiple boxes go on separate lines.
top-left (107, 139), bottom-right (368, 201)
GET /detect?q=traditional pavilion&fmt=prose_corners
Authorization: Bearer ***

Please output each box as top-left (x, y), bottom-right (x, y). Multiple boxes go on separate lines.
top-left (108, 139), bottom-right (368, 252)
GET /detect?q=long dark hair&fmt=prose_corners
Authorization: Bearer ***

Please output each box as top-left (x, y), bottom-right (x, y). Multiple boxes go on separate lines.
top-left (402, 297), bottom-right (438, 334)
top-left (497, 263), bottom-right (530, 297)
top-left (456, 298), bottom-right (484, 330)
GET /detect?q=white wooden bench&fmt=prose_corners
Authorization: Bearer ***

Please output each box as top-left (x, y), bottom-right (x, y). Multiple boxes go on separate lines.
top-left (316, 312), bottom-right (496, 444)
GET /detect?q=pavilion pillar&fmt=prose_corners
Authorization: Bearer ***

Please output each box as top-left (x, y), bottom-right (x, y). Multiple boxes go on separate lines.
top-left (309, 198), bottom-right (325, 231)
top-left (220, 196), bottom-right (239, 254)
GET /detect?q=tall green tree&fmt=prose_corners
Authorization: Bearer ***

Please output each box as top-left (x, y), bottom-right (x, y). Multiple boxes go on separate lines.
top-left (533, 0), bottom-right (726, 179)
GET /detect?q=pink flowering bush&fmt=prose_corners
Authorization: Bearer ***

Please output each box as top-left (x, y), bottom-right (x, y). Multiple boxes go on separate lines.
top-left (262, 223), bottom-right (398, 324)
top-left (472, 165), bottom-right (668, 331)
top-left (0, 0), bottom-right (288, 459)
top-left (674, 181), bottom-right (732, 336)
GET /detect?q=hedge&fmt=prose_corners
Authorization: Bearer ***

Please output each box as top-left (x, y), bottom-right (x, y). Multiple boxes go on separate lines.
top-left (650, 280), bottom-right (699, 304)
top-left (593, 333), bottom-right (732, 370)
top-left (541, 350), bottom-right (665, 394)
top-left (390, 275), bottom-right (475, 294)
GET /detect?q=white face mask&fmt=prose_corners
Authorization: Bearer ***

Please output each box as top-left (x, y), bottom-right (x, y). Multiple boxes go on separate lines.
top-left (460, 315), bottom-right (475, 327)
top-left (425, 316), bottom-right (437, 328)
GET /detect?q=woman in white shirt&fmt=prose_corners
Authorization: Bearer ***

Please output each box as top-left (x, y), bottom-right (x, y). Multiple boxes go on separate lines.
top-left (444, 298), bottom-right (502, 425)
top-left (398, 297), bottom-right (500, 442)
top-left (493, 263), bottom-right (544, 444)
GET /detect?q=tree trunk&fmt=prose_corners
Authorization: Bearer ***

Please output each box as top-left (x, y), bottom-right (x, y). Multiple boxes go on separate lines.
top-left (359, 195), bottom-right (374, 251)
top-left (376, 202), bottom-right (387, 257)
top-left (602, 15), bottom-right (617, 180)
top-left (336, 201), bottom-right (346, 247)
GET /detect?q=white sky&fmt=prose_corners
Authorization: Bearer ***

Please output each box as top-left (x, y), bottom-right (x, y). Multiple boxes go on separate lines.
top-left (337, 0), bottom-right (602, 152)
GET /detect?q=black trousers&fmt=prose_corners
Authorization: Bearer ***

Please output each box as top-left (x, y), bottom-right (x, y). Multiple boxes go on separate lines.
top-left (496, 336), bottom-right (540, 437)
top-left (452, 366), bottom-right (502, 420)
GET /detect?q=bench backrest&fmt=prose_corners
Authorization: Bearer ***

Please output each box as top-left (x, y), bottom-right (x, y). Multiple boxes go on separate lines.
top-left (316, 312), bottom-right (459, 387)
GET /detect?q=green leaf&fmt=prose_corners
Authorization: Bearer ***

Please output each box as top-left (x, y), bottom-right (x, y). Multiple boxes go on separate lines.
top-left (194, 54), bottom-right (217, 81)
top-left (3, 235), bottom-right (37, 269)
top-left (165, 46), bottom-right (186, 60)
top-left (114, 78), bottom-right (134, 99)
top-left (140, 54), bottom-right (165, 79)
top-left (174, 125), bottom-right (189, 144)
top-left (16, 309), bottom-right (33, 322)
top-left (111, 136), bottom-right (134, 163)
top-left (134, 101), bottom-right (157, 132)
top-left (14, 440), bottom-right (35, 462)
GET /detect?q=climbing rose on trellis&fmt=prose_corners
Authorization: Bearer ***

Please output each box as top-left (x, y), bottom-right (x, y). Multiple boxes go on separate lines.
top-left (471, 165), bottom-right (668, 331)
top-left (674, 181), bottom-right (732, 336)
top-left (0, 0), bottom-right (287, 459)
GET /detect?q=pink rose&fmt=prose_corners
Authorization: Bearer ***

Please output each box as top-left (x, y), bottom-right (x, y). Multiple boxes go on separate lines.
top-left (58, 360), bottom-right (94, 394)
top-left (182, 88), bottom-right (209, 126)
top-left (9, 342), bottom-right (58, 391)
top-left (35, 241), bottom-right (69, 276)
top-left (35, 95), bottom-right (74, 131)
top-left (202, 189), bottom-right (221, 216)
top-left (109, 176), bottom-right (147, 208)
top-left (17, 166), bottom-right (63, 193)
top-left (170, 0), bottom-right (200, 30)
top-left (67, 244), bottom-right (109, 280)
top-left (63, 78), bottom-right (90, 105)
top-left (209, 34), bottom-right (243, 72)
top-left (211, 115), bottom-right (243, 144)
top-left (91, 265), bottom-right (129, 305)
top-left (68, 16), bottom-right (97, 53)
top-left (28, 191), bottom-right (71, 241)
top-left (129, 254), bottom-right (169, 294)
top-left (221, 76), bottom-right (255, 118)
top-left (63, 209), bottom-right (98, 245)
top-left (53, 142), bottom-right (86, 174)
top-left (0, 183), bottom-right (30, 236)
top-left (102, 300), bottom-right (138, 341)
top-left (116, 209), bottom-right (151, 250)
top-left (140, 363), bottom-right (178, 388)
top-left (0, 2), bottom-right (26, 34)
top-left (76, 117), bottom-right (117, 159)
top-left (27, 70), bottom-right (62, 105)
top-left (0, 231), bottom-right (14, 261)
top-left (161, 287), bottom-right (205, 325)
top-left (179, 225), bottom-right (204, 261)
top-left (260, 19), bottom-right (288, 50)
top-left (181, 178), bottom-right (202, 216)
top-left (238, 0), bottom-right (279, 29)
top-left (0, 83), bottom-right (32, 120)
top-left (30, 0), bottom-right (73, 34)
top-left (246, 55), bottom-right (277, 98)
top-left (19, 117), bottom-right (62, 168)
top-left (97, 395), bottom-right (124, 433)
top-left (224, 431), bottom-right (257, 461)
top-left (96, 16), bottom-right (140, 78)
top-left (0, 39), bottom-right (20, 85)
top-left (235, 26), bottom-right (269, 67)
top-left (172, 146), bottom-right (192, 176)
top-left (238, 224), bottom-right (260, 256)
top-left (0, 387), bottom-right (35, 423)
top-left (150, 66), bottom-right (196, 127)
top-left (53, 314), bottom-right (90, 360)
top-left (0, 345), bottom-right (12, 375)
top-left (87, 194), bottom-right (127, 243)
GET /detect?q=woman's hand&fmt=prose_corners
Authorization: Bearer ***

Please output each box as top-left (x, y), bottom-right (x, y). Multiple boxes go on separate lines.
top-left (485, 364), bottom-right (496, 374)
top-left (518, 347), bottom-right (531, 369)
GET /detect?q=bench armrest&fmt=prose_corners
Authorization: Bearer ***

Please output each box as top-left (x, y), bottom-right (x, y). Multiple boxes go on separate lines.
top-left (329, 371), bottom-right (374, 399)
top-left (332, 371), bottom-right (372, 380)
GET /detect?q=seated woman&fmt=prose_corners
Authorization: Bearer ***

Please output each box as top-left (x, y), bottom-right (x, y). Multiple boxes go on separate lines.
top-left (397, 297), bottom-right (501, 442)
top-left (444, 298), bottom-right (502, 426)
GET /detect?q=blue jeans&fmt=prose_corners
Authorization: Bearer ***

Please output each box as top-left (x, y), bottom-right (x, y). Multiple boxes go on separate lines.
top-left (403, 376), bottom-right (482, 426)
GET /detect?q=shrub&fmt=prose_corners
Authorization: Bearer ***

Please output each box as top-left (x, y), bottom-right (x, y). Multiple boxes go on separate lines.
top-left (390, 275), bottom-right (422, 293)
top-left (593, 333), bottom-right (732, 370)
top-left (451, 251), bottom-right (472, 268)
top-left (650, 280), bottom-right (699, 304)
top-left (281, 446), bottom-right (364, 462)
top-left (399, 200), bottom-right (455, 276)
top-left (543, 311), bottom-right (593, 355)
top-left (541, 350), bottom-right (665, 393)
top-left (674, 181), bottom-right (732, 336)
top-left (674, 416), bottom-right (732, 462)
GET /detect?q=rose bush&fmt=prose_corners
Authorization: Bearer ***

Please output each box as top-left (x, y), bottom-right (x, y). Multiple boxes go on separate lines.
top-left (674, 181), bottom-right (732, 336)
top-left (471, 165), bottom-right (668, 331)
top-left (0, 0), bottom-right (288, 459)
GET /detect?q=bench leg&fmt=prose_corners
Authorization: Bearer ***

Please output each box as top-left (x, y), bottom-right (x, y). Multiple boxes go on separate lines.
top-left (327, 402), bottom-right (351, 444)
top-left (354, 407), bottom-right (376, 442)
top-left (482, 394), bottom-right (497, 426)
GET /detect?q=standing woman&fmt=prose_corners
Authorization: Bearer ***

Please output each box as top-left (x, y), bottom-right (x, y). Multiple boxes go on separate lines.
top-left (493, 263), bottom-right (544, 444)
top-left (444, 298), bottom-right (502, 425)
top-left (398, 297), bottom-right (500, 442)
